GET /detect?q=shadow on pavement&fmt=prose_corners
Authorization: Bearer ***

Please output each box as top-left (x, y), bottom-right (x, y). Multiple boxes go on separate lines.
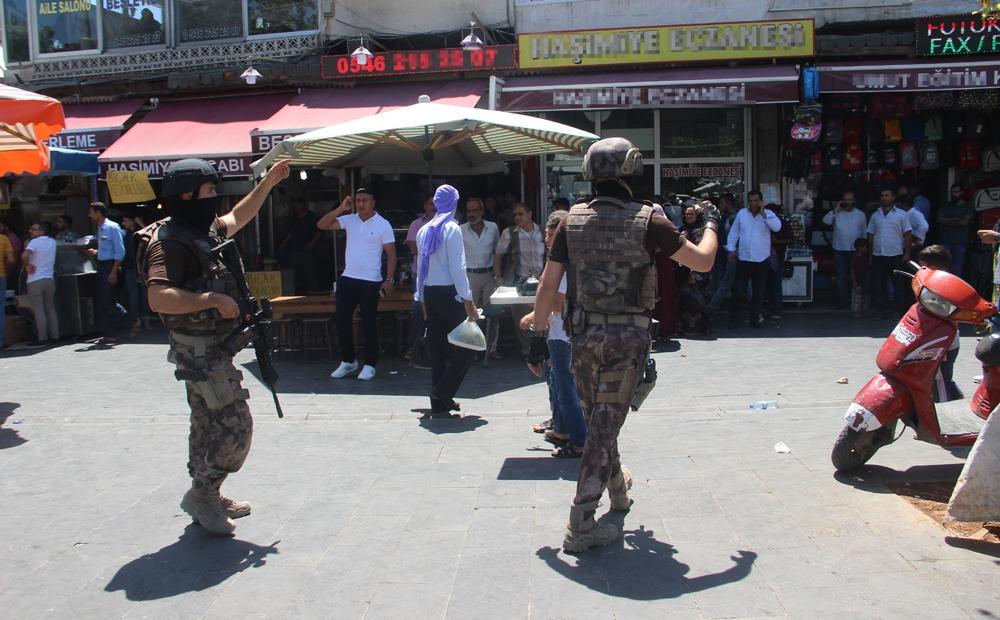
top-left (497, 456), bottom-right (578, 481)
top-left (417, 413), bottom-right (488, 434)
top-left (105, 524), bottom-right (279, 601)
top-left (945, 536), bottom-right (1000, 559)
top-left (0, 401), bottom-right (26, 449)
top-left (536, 525), bottom-right (757, 600)
top-left (833, 463), bottom-right (964, 494)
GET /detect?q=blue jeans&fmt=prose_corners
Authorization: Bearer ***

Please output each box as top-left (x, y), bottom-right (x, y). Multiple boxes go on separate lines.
top-left (944, 243), bottom-right (968, 279)
top-left (123, 268), bottom-right (148, 328)
top-left (833, 250), bottom-right (855, 307)
top-left (706, 260), bottom-right (737, 313)
top-left (0, 276), bottom-right (6, 347)
top-left (546, 338), bottom-right (587, 447)
top-left (96, 261), bottom-right (127, 338)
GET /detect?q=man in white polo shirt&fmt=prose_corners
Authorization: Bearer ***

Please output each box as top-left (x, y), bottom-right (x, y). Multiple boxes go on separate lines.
top-left (867, 187), bottom-right (912, 318)
top-left (22, 221), bottom-right (59, 345)
top-left (318, 188), bottom-right (397, 381)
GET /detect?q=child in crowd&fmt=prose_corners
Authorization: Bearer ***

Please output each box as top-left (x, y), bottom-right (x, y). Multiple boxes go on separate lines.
top-left (917, 244), bottom-right (963, 402)
top-left (851, 238), bottom-right (869, 319)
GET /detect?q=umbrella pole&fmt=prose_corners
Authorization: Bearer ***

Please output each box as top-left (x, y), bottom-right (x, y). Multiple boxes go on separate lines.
top-left (424, 125), bottom-right (433, 191)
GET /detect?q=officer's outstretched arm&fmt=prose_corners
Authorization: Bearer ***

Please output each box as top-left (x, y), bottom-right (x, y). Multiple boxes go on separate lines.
top-left (531, 261), bottom-right (566, 333)
top-left (670, 229), bottom-right (718, 274)
top-left (220, 162), bottom-right (289, 235)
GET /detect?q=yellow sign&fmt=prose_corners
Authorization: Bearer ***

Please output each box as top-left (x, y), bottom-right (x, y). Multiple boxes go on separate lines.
top-left (518, 19), bottom-right (815, 69)
top-left (246, 271), bottom-right (283, 300)
top-left (107, 170), bottom-right (156, 204)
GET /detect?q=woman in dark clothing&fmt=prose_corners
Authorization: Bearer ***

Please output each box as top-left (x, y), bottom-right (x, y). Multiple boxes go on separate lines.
top-left (675, 204), bottom-right (711, 335)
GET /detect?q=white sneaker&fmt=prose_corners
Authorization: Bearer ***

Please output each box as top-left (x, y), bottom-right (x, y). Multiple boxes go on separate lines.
top-left (973, 374), bottom-right (983, 384)
top-left (330, 361), bottom-right (359, 379)
top-left (358, 365), bottom-right (376, 381)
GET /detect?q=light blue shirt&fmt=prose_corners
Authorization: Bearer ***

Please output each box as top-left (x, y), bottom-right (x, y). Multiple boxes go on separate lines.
top-left (97, 219), bottom-right (125, 262)
top-left (913, 194), bottom-right (931, 220)
top-left (725, 208), bottom-right (782, 263)
top-left (414, 219), bottom-right (473, 303)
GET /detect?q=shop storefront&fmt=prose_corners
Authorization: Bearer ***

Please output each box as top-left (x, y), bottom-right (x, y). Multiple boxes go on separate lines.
top-left (505, 18), bottom-right (815, 212)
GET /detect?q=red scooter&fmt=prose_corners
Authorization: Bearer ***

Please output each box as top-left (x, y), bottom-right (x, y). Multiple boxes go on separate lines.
top-left (831, 264), bottom-right (999, 472)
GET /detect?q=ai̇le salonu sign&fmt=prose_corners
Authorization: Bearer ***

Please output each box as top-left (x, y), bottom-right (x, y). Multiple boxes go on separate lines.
top-left (916, 15), bottom-right (1000, 57)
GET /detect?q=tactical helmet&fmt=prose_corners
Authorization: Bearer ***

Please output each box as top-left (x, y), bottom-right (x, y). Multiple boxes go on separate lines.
top-left (162, 158), bottom-right (221, 199)
top-left (581, 137), bottom-right (643, 181)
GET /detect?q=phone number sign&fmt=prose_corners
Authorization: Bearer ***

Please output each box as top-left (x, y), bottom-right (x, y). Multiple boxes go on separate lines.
top-left (321, 46), bottom-right (516, 79)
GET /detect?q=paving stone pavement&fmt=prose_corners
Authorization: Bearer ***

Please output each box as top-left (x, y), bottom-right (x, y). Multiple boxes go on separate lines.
top-left (1, 313), bottom-right (998, 619)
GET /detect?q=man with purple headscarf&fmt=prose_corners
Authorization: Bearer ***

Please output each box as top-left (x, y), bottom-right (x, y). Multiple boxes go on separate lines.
top-left (415, 184), bottom-right (481, 416)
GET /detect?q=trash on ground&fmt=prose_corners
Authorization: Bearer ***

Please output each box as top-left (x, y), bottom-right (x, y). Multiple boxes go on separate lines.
top-left (748, 400), bottom-right (778, 410)
top-left (774, 442), bottom-right (791, 454)
top-left (13, 419), bottom-right (23, 424)
top-left (836, 377), bottom-right (849, 384)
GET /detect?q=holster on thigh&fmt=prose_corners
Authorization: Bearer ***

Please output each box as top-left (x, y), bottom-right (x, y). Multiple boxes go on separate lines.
top-left (169, 335), bottom-right (250, 410)
top-left (594, 359), bottom-right (642, 407)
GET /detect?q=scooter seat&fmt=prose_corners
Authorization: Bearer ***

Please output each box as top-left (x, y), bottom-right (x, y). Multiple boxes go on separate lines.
top-left (935, 400), bottom-right (986, 436)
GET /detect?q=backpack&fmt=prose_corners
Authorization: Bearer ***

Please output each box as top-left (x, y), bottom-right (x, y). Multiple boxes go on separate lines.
top-left (843, 143), bottom-right (864, 171)
top-left (920, 142), bottom-right (940, 170)
top-left (902, 117), bottom-right (924, 141)
top-left (960, 141), bottom-right (981, 170)
top-left (883, 118), bottom-right (903, 142)
top-left (983, 146), bottom-right (1000, 173)
top-left (872, 93), bottom-right (912, 119)
top-left (791, 103), bottom-right (823, 142)
top-left (824, 116), bottom-right (843, 143)
top-left (899, 142), bottom-right (919, 170)
top-left (823, 144), bottom-right (843, 171)
top-left (811, 148), bottom-right (823, 173)
top-left (975, 188), bottom-right (1000, 212)
top-left (867, 146), bottom-right (880, 167)
top-left (945, 112), bottom-right (968, 140)
top-left (967, 112), bottom-right (988, 138)
top-left (924, 115), bottom-right (943, 141)
top-left (882, 144), bottom-right (898, 169)
top-left (913, 91), bottom-right (954, 111)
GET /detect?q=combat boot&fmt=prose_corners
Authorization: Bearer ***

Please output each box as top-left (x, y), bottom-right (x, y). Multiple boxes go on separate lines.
top-left (607, 467), bottom-right (633, 512)
top-left (220, 495), bottom-right (252, 519)
top-left (563, 500), bottom-right (618, 553)
top-left (180, 488), bottom-right (236, 536)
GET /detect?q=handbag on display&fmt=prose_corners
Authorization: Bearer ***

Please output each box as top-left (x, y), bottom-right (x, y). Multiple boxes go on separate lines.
top-left (791, 103), bottom-right (823, 142)
top-left (974, 188), bottom-right (1000, 212)
top-left (983, 146), bottom-right (1000, 173)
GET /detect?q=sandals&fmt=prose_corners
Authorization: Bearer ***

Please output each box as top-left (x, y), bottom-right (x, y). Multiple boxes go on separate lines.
top-left (532, 418), bottom-right (554, 433)
top-left (544, 430), bottom-right (570, 446)
top-left (552, 444), bottom-right (584, 458)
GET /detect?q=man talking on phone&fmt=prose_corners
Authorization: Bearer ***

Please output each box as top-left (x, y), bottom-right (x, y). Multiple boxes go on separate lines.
top-left (318, 188), bottom-right (396, 381)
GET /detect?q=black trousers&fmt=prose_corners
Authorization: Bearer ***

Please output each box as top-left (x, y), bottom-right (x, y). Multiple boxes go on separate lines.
top-left (335, 276), bottom-right (381, 366)
top-left (424, 285), bottom-right (474, 403)
top-left (871, 254), bottom-right (904, 313)
top-left (730, 259), bottom-right (770, 324)
top-left (96, 260), bottom-right (127, 338)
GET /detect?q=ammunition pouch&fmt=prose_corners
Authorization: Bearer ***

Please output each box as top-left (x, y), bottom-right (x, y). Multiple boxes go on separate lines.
top-left (630, 354), bottom-right (657, 412)
top-left (573, 310), bottom-right (651, 333)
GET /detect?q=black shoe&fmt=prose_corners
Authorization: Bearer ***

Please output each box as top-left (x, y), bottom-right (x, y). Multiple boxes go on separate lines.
top-left (430, 396), bottom-right (461, 413)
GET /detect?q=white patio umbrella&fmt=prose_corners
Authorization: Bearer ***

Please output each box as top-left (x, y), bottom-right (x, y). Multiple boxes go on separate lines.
top-left (250, 95), bottom-right (599, 178)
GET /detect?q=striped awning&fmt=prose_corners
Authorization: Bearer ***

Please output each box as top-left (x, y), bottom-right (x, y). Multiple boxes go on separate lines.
top-left (252, 99), bottom-right (599, 176)
top-left (0, 84), bottom-right (65, 175)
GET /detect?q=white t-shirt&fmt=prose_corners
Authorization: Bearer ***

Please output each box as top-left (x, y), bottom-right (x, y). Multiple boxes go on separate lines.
top-left (25, 235), bottom-right (57, 283)
top-left (337, 212), bottom-right (395, 282)
top-left (548, 274), bottom-right (570, 342)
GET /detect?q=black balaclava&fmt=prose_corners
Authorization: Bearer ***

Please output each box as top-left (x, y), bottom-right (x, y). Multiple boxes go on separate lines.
top-left (167, 196), bottom-right (220, 233)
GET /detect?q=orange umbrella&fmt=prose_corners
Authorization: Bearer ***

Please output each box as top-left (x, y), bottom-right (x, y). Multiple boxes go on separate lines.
top-left (0, 84), bottom-right (65, 175)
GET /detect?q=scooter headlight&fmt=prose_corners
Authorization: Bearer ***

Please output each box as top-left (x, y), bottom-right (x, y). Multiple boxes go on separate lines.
top-left (919, 287), bottom-right (957, 319)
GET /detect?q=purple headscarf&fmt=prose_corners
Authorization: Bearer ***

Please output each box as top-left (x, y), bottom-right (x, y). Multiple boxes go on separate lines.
top-left (417, 184), bottom-right (460, 299)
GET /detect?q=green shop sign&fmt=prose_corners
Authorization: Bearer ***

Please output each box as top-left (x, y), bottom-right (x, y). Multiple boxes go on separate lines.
top-left (916, 15), bottom-right (1000, 57)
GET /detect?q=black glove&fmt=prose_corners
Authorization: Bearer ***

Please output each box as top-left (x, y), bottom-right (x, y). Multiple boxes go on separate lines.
top-left (526, 336), bottom-right (549, 365)
top-left (696, 203), bottom-right (722, 231)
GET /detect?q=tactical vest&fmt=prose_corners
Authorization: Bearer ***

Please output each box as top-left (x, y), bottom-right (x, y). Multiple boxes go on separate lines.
top-left (564, 196), bottom-right (657, 332)
top-left (134, 218), bottom-right (241, 336)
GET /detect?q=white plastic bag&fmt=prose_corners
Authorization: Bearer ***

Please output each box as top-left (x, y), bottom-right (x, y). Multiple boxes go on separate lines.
top-left (447, 319), bottom-right (486, 351)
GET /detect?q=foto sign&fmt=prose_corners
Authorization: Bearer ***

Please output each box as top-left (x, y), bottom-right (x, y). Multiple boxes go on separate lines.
top-left (917, 15), bottom-right (1000, 57)
top-left (518, 19), bottom-right (814, 69)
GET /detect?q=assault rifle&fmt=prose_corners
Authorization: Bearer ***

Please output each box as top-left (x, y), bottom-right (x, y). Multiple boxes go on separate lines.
top-left (212, 239), bottom-right (284, 419)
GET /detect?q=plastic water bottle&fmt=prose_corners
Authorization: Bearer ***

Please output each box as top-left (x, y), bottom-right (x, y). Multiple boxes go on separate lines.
top-left (748, 400), bottom-right (778, 410)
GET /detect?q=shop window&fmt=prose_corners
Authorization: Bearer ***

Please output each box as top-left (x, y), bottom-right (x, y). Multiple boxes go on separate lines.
top-left (177, 0), bottom-right (242, 43)
top-left (3, 0), bottom-right (29, 61)
top-left (36, 0), bottom-right (98, 54)
top-left (547, 163), bottom-right (655, 205)
top-left (103, 0), bottom-right (164, 49)
top-left (248, 0), bottom-right (318, 36)
top-left (660, 109), bottom-right (744, 159)
top-left (601, 109), bottom-right (654, 158)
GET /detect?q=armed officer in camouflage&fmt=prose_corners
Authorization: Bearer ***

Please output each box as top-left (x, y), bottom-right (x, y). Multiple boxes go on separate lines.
top-left (138, 158), bottom-right (289, 535)
top-left (532, 138), bottom-right (720, 552)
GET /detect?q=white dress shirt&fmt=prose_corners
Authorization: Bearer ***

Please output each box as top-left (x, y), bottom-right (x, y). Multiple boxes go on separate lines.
top-left (414, 220), bottom-right (473, 303)
top-left (907, 208), bottom-right (929, 243)
top-left (866, 207), bottom-right (912, 257)
top-left (822, 207), bottom-right (868, 252)
top-left (725, 208), bottom-right (782, 262)
top-left (496, 223), bottom-right (545, 277)
top-left (460, 220), bottom-right (499, 269)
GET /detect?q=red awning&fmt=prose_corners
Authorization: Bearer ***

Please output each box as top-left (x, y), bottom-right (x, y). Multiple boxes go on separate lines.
top-left (818, 58), bottom-right (1000, 93)
top-left (251, 80), bottom-right (485, 154)
top-left (99, 93), bottom-right (292, 177)
top-left (48, 99), bottom-right (144, 151)
top-left (500, 66), bottom-right (799, 111)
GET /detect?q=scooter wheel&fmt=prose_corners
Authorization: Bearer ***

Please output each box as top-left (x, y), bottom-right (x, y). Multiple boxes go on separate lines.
top-left (831, 424), bottom-right (896, 472)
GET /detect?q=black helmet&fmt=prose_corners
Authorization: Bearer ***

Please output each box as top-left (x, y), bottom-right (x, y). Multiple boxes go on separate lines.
top-left (162, 158), bottom-right (221, 199)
